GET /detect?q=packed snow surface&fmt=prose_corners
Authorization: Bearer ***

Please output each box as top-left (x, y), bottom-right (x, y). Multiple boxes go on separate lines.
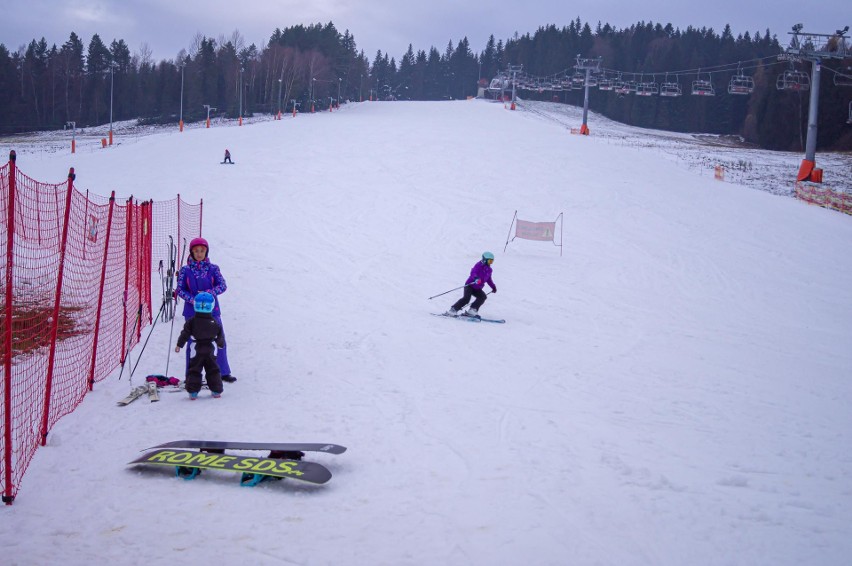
top-left (2, 100), bottom-right (852, 565)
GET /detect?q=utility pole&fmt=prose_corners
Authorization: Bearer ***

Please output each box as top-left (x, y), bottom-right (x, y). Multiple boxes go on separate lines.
top-left (66, 121), bottom-right (76, 153)
top-left (109, 62), bottom-right (117, 145)
top-left (203, 104), bottom-right (216, 128)
top-left (179, 63), bottom-right (185, 131)
top-left (783, 24), bottom-right (850, 182)
top-left (277, 78), bottom-right (283, 119)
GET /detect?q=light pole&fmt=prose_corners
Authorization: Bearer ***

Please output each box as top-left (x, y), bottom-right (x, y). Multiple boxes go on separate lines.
top-left (360, 73), bottom-right (363, 102)
top-left (239, 68), bottom-right (243, 126)
top-left (66, 121), bottom-right (76, 153)
top-left (179, 63), bottom-right (185, 131)
top-left (109, 62), bottom-right (116, 145)
top-left (310, 77), bottom-right (316, 112)
top-left (203, 104), bottom-right (216, 128)
top-left (277, 78), bottom-right (283, 119)
top-left (290, 99), bottom-right (300, 117)
top-left (337, 77), bottom-right (342, 108)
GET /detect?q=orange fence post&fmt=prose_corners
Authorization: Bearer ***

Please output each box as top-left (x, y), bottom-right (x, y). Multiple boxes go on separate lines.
top-left (87, 192), bottom-right (116, 391)
top-left (3, 151), bottom-right (17, 504)
top-left (39, 168), bottom-right (76, 447)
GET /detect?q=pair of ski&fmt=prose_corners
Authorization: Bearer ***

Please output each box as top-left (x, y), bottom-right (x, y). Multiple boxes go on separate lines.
top-left (117, 382), bottom-right (160, 406)
top-left (432, 312), bottom-right (506, 324)
top-left (129, 440), bottom-right (346, 486)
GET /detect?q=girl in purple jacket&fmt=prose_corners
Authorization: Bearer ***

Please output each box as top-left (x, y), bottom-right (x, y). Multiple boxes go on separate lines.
top-left (446, 252), bottom-right (497, 318)
top-left (176, 237), bottom-right (236, 382)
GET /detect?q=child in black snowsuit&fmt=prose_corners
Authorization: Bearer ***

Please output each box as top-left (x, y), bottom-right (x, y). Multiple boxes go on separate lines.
top-left (175, 292), bottom-right (225, 399)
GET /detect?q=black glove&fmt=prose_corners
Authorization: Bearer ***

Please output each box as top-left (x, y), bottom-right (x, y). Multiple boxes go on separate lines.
top-left (491, 286), bottom-right (497, 294)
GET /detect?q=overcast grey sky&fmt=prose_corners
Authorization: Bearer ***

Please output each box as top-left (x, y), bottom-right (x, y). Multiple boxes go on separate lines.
top-left (1, 0), bottom-right (848, 63)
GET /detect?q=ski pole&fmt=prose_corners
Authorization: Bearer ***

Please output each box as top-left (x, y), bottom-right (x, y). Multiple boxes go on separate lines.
top-left (427, 284), bottom-right (469, 300)
top-left (129, 299), bottom-right (168, 378)
top-left (165, 292), bottom-right (180, 376)
top-left (117, 303), bottom-right (143, 381)
top-left (165, 237), bottom-right (187, 377)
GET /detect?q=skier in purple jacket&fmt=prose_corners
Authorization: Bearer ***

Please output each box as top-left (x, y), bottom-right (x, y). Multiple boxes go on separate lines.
top-left (176, 237), bottom-right (236, 382)
top-left (445, 252), bottom-right (497, 318)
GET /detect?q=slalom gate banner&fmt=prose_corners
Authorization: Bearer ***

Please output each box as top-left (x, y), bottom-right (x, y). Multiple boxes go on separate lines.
top-left (503, 211), bottom-right (563, 255)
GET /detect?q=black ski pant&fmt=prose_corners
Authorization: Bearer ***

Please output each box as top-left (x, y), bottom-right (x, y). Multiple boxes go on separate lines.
top-left (451, 286), bottom-right (487, 311)
top-left (186, 345), bottom-right (224, 394)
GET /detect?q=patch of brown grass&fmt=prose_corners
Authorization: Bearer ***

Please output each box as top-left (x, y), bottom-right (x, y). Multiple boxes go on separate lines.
top-left (0, 302), bottom-right (85, 358)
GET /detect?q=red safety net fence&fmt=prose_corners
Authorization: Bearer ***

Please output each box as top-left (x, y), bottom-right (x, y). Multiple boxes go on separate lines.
top-left (150, 196), bottom-right (203, 307)
top-left (0, 151), bottom-right (201, 504)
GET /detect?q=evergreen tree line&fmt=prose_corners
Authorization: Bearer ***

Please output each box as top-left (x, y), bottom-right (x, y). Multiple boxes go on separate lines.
top-left (1, 19), bottom-right (849, 150)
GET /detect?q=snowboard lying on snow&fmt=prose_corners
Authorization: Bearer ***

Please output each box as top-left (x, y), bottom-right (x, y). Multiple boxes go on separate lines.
top-left (129, 440), bottom-right (346, 487)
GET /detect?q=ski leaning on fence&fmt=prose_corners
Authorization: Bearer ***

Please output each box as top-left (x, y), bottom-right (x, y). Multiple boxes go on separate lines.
top-left (129, 447), bottom-right (336, 486)
top-left (431, 313), bottom-right (506, 324)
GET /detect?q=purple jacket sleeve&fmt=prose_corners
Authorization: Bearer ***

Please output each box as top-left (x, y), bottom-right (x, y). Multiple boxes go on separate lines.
top-left (465, 262), bottom-right (494, 290)
top-left (176, 266), bottom-right (194, 302)
top-left (209, 264), bottom-right (227, 296)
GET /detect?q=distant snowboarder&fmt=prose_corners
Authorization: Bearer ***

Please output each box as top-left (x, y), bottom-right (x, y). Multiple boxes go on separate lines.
top-left (445, 252), bottom-right (497, 318)
top-left (222, 149), bottom-right (233, 164)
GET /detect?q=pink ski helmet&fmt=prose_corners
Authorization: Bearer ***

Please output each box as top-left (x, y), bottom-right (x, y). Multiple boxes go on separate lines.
top-left (189, 237), bottom-right (208, 259)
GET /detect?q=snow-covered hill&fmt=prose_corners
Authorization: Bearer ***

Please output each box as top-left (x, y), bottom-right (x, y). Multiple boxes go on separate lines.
top-left (3, 100), bottom-right (852, 566)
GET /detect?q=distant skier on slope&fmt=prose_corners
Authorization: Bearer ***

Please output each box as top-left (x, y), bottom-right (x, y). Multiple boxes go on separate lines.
top-left (223, 149), bottom-right (232, 164)
top-left (445, 252), bottom-right (497, 319)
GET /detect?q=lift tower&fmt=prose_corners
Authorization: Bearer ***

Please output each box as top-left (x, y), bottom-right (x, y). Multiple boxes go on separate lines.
top-left (783, 24), bottom-right (850, 182)
top-left (575, 56), bottom-right (602, 135)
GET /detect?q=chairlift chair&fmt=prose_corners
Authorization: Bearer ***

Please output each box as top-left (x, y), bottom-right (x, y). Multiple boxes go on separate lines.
top-left (636, 81), bottom-right (658, 96)
top-left (835, 72), bottom-right (852, 87)
top-left (660, 74), bottom-right (682, 97)
top-left (571, 71), bottom-right (586, 87)
top-left (728, 73), bottom-right (755, 95)
top-left (691, 69), bottom-right (715, 96)
top-left (585, 75), bottom-right (599, 88)
top-left (691, 79), bottom-right (715, 96)
top-left (776, 69), bottom-right (810, 91)
top-left (598, 77), bottom-right (614, 90)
